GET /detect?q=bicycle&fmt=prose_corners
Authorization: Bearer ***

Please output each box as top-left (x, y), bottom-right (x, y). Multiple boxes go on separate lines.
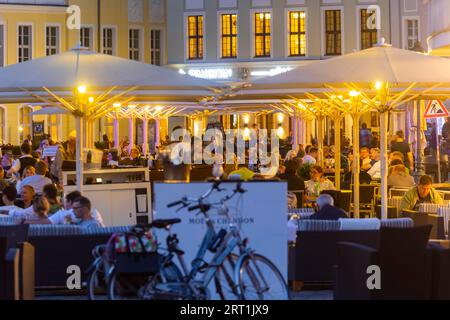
top-left (86, 221), bottom-right (183, 300)
top-left (133, 181), bottom-right (290, 300)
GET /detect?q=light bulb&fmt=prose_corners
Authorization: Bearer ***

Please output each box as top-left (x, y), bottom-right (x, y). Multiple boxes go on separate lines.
top-left (77, 85), bottom-right (87, 94)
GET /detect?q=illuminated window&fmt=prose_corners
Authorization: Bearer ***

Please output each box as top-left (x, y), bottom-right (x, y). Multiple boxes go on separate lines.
top-left (188, 15), bottom-right (203, 60)
top-left (288, 11), bottom-right (306, 57)
top-left (221, 14), bottom-right (237, 59)
top-left (254, 12), bottom-right (271, 58)
top-left (18, 25), bottom-right (32, 63)
top-left (46, 26), bottom-right (59, 56)
top-left (47, 114), bottom-right (59, 140)
top-left (19, 106), bottom-right (33, 141)
top-left (325, 10), bottom-right (341, 56)
top-left (80, 27), bottom-right (92, 50)
top-left (129, 29), bottom-right (141, 61)
top-left (103, 28), bottom-right (115, 55)
top-left (360, 9), bottom-right (378, 50)
top-left (150, 29), bottom-right (162, 65)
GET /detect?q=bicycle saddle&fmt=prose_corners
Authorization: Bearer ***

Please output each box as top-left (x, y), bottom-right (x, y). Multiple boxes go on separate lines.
top-left (151, 219), bottom-right (182, 229)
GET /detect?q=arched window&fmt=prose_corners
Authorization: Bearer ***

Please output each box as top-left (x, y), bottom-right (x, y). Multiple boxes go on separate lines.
top-left (19, 105), bottom-right (33, 142)
top-left (47, 114), bottom-right (61, 142)
top-left (0, 106), bottom-right (6, 144)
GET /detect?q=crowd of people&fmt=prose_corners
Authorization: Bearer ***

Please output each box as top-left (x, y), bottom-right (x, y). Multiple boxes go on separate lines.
top-left (0, 134), bottom-right (105, 228)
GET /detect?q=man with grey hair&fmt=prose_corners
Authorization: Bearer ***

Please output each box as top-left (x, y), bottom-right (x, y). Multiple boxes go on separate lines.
top-left (310, 194), bottom-right (348, 220)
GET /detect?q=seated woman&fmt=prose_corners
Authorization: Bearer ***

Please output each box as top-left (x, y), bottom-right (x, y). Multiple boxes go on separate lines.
top-left (305, 165), bottom-right (335, 197)
top-left (23, 195), bottom-right (51, 225)
top-left (15, 165), bottom-right (36, 193)
top-left (388, 164), bottom-right (415, 188)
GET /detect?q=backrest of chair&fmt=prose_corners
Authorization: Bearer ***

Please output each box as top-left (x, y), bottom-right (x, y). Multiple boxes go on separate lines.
top-left (375, 206), bottom-right (398, 219)
top-left (389, 188), bottom-right (409, 198)
top-left (380, 225), bottom-right (431, 253)
top-left (0, 224), bottom-right (29, 249)
top-left (339, 190), bottom-right (352, 213)
top-left (359, 185), bottom-right (376, 204)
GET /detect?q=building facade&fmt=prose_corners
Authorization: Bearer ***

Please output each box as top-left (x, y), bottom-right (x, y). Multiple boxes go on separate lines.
top-left (165, 0), bottom-right (428, 141)
top-left (0, 0), bottom-right (167, 146)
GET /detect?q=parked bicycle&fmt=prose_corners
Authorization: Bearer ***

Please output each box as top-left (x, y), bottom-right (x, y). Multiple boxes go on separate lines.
top-left (132, 181), bottom-right (290, 300)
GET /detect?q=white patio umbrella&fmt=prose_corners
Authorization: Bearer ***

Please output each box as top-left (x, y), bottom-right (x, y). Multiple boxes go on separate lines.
top-left (0, 46), bottom-right (223, 191)
top-left (31, 106), bottom-right (70, 116)
top-left (232, 41), bottom-right (450, 219)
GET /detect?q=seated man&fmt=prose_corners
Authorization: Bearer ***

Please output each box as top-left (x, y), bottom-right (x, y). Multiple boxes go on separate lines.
top-left (0, 185), bottom-right (22, 214)
top-left (49, 191), bottom-right (105, 227)
top-left (400, 175), bottom-right (444, 212)
top-left (310, 194), bottom-right (348, 221)
top-left (18, 161), bottom-right (52, 194)
top-left (71, 196), bottom-right (101, 229)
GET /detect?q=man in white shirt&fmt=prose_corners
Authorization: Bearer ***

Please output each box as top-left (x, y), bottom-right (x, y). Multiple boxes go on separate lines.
top-left (368, 148), bottom-right (381, 180)
top-left (49, 191), bottom-right (105, 227)
top-left (0, 186), bottom-right (22, 214)
top-left (18, 161), bottom-right (52, 194)
top-left (302, 147), bottom-right (318, 165)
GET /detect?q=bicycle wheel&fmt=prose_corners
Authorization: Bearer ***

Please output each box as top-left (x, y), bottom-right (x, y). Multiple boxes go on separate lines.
top-left (86, 259), bottom-right (107, 300)
top-left (107, 267), bottom-right (148, 300)
top-left (214, 253), bottom-right (240, 300)
top-left (108, 260), bottom-right (183, 300)
top-left (237, 254), bottom-right (290, 300)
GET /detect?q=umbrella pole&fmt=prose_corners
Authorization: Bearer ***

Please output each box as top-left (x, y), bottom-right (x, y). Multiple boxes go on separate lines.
top-left (353, 113), bottom-right (361, 219)
top-left (143, 116), bottom-right (148, 156)
top-left (334, 113), bottom-right (341, 190)
top-left (128, 116), bottom-right (134, 154)
top-left (155, 118), bottom-right (161, 147)
top-left (76, 115), bottom-right (84, 193)
top-left (114, 116), bottom-right (119, 150)
top-left (317, 115), bottom-right (324, 167)
top-left (380, 110), bottom-right (389, 220)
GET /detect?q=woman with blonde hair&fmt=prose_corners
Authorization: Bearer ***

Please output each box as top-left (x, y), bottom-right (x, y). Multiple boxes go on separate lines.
top-left (24, 195), bottom-right (51, 225)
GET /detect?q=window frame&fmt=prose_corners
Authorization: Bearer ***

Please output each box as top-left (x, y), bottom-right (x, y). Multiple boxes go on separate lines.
top-left (250, 9), bottom-right (273, 59)
top-left (18, 105), bottom-right (34, 143)
top-left (402, 16), bottom-right (420, 50)
top-left (323, 9), bottom-right (343, 56)
top-left (356, 6), bottom-right (380, 51)
top-left (150, 28), bottom-right (163, 65)
top-left (184, 13), bottom-right (205, 61)
top-left (285, 8), bottom-right (307, 58)
top-left (0, 105), bottom-right (7, 144)
top-left (101, 25), bottom-right (117, 56)
top-left (44, 24), bottom-right (60, 56)
top-left (17, 23), bottom-right (33, 63)
top-left (128, 27), bottom-right (143, 61)
top-left (218, 11), bottom-right (238, 59)
top-left (80, 25), bottom-right (94, 51)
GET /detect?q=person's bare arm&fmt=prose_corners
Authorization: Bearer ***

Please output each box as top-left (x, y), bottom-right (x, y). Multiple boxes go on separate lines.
top-left (407, 152), bottom-right (414, 171)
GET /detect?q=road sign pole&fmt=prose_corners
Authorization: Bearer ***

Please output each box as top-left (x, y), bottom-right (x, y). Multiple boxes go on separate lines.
top-left (436, 118), bottom-right (442, 183)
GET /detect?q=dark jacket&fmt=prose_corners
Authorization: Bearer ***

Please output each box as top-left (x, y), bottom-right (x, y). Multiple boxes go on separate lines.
top-left (310, 205), bottom-right (348, 221)
top-left (279, 173), bottom-right (305, 191)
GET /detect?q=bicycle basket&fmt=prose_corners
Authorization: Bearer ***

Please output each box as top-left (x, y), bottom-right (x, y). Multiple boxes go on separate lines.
top-left (107, 229), bottom-right (160, 274)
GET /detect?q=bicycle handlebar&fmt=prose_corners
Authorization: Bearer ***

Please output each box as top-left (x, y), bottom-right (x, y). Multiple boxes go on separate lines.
top-left (166, 181), bottom-right (247, 213)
